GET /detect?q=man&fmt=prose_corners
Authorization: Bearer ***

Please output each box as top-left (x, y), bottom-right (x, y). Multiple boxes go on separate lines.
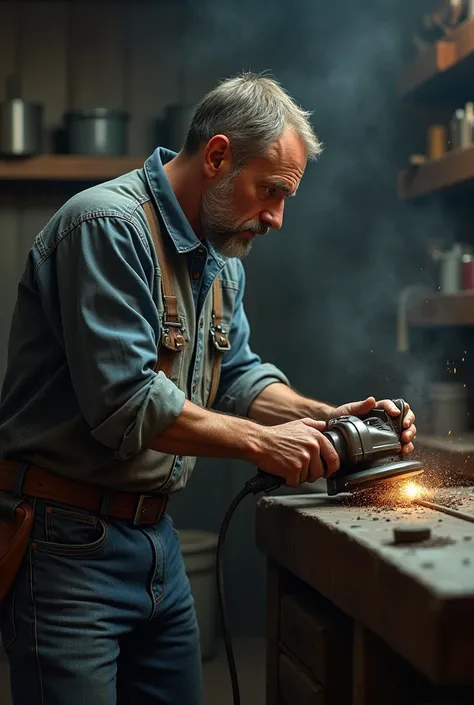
top-left (0, 73), bottom-right (416, 705)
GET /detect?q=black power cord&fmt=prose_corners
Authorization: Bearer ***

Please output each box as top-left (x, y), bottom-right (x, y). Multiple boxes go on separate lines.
top-left (216, 472), bottom-right (284, 705)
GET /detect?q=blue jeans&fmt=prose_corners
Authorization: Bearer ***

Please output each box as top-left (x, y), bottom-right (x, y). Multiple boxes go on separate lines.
top-left (0, 497), bottom-right (203, 705)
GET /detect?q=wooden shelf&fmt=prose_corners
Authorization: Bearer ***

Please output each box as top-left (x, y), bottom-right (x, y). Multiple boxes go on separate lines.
top-left (0, 155), bottom-right (145, 181)
top-left (408, 290), bottom-right (474, 326)
top-left (399, 17), bottom-right (474, 99)
top-left (398, 145), bottom-right (474, 199)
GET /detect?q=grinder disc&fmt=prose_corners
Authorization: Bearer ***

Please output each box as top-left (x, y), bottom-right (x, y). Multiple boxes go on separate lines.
top-left (326, 459), bottom-right (423, 496)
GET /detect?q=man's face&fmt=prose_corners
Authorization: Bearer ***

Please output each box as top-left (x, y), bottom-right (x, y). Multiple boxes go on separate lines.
top-left (201, 129), bottom-right (307, 258)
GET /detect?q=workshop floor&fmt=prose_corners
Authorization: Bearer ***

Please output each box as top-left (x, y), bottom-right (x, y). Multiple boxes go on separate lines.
top-left (0, 638), bottom-right (266, 705)
top-left (204, 638), bottom-right (266, 705)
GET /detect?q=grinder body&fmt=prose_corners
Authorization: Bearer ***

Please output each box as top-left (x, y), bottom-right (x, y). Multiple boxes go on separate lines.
top-left (324, 398), bottom-right (423, 495)
top-left (257, 399), bottom-right (423, 496)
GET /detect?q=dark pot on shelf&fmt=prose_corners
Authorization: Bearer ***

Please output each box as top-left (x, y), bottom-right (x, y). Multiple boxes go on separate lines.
top-left (0, 76), bottom-right (44, 156)
top-left (161, 104), bottom-right (195, 152)
top-left (65, 108), bottom-right (129, 156)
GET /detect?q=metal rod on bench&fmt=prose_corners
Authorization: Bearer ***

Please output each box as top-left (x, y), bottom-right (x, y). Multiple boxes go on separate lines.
top-left (415, 499), bottom-right (474, 524)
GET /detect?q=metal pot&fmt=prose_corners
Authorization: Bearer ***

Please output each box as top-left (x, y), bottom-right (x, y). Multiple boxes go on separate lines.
top-left (65, 108), bottom-right (129, 156)
top-left (0, 76), bottom-right (44, 156)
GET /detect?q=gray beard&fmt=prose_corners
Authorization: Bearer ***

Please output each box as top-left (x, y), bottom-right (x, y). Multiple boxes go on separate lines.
top-left (201, 171), bottom-right (268, 259)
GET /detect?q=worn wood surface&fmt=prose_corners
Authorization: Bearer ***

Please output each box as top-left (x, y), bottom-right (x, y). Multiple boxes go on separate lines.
top-left (398, 147), bottom-right (474, 200)
top-left (265, 559), bottom-right (283, 705)
top-left (280, 588), bottom-right (352, 702)
top-left (256, 493), bottom-right (474, 686)
top-left (353, 623), bottom-right (426, 705)
top-left (407, 290), bottom-right (474, 327)
top-left (0, 155), bottom-right (145, 181)
top-left (416, 437), bottom-right (474, 481)
top-left (398, 41), bottom-right (457, 98)
top-left (278, 652), bottom-right (325, 705)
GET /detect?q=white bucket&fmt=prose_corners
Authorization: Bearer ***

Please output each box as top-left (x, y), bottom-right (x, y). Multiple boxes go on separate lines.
top-left (428, 381), bottom-right (468, 436)
top-left (178, 529), bottom-right (219, 661)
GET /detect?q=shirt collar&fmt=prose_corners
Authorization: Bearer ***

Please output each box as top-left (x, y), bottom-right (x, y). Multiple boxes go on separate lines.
top-left (144, 147), bottom-right (225, 265)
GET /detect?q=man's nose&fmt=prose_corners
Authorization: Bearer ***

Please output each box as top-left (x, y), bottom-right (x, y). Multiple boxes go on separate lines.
top-left (260, 201), bottom-right (285, 231)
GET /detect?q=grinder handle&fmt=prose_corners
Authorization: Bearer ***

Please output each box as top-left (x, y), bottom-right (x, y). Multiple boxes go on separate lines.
top-left (390, 398), bottom-right (407, 440)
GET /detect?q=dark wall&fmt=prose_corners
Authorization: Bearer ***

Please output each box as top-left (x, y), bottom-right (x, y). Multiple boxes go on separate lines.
top-left (0, 0), bottom-right (445, 638)
top-left (170, 0), bottom-right (444, 635)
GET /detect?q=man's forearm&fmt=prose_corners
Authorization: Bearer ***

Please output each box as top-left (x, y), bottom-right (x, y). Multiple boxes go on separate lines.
top-left (147, 399), bottom-right (262, 461)
top-left (247, 383), bottom-right (334, 425)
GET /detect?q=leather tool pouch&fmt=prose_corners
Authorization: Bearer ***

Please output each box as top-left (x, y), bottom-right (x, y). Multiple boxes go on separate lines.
top-left (0, 495), bottom-right (34, 603)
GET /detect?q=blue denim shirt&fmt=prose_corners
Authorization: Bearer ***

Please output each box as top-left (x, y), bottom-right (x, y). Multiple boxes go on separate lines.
top-left (0, 148), bottom-right (289, 491)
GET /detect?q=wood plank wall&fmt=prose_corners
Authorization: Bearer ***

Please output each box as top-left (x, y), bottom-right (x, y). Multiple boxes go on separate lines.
top-left (0, 0), bottom-right (214, 380)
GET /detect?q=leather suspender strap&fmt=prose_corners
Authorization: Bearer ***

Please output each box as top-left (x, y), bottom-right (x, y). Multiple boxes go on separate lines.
top-left (142, 200), bottom-right (231, 408)
top-left (208, 279), bottom-right (224, 407)
top-left (208, 278), bottom-right (231, 407)
top-left (143, 202), bottom-right (186, 378)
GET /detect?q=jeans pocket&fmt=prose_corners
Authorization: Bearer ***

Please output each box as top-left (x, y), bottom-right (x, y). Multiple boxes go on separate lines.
top-left (33, 505), bottom-right (108, 557)
top-left (0, 590), bottom-right (16, 650)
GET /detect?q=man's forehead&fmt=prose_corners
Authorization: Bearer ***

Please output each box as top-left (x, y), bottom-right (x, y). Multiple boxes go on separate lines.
top-left (254, 154), bottom-right (304, 192)
top-left (255, 139), bottom-right (306, 180)
top-left (266, 130), bottom-right (307, 164)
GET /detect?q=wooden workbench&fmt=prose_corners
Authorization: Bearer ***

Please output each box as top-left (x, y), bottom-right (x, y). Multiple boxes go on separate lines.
top-left (256, 491), bottom-right (474, 705)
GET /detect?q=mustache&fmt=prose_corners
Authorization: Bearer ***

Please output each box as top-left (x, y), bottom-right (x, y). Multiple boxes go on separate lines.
top-left (238, 220), bottom-right (270, 236)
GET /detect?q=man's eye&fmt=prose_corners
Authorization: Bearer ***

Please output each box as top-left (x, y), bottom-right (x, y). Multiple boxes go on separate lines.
top-left (266, 187), bottom-right (277, 197)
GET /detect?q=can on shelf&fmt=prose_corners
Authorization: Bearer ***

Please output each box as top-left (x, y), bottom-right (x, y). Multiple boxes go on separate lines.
top-left (462, 253), bottom-right (474, 290)
top-left (427, 125), bottom-right (446, 159)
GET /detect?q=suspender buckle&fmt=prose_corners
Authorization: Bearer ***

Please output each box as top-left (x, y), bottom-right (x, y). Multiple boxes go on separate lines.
top-left (162, 320), bottom-right (187, 352)
top-left (210, 318), bottom-right (231, 352)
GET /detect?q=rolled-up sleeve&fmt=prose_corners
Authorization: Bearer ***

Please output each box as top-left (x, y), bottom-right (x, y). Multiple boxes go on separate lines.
top-left (52, 215), bottom-right (185, 460)
top-left (213, 261), bottom-right (290, 417)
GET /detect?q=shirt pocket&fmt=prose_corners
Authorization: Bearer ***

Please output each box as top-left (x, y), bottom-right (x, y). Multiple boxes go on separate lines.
top-left (219, 278), bottom-right (239, 332)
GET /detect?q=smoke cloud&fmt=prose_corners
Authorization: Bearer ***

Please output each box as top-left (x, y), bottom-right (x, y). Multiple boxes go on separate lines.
top-left (173, 0), bottom-right (465, 423)
top-left (182, 0), bottom-right (456, 422)
top-left (173, 0), bottom-right (466, 635)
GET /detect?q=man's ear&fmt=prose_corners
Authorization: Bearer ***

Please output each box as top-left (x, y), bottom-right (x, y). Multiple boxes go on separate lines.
top-left (203, 135), bottom-right (233, 179)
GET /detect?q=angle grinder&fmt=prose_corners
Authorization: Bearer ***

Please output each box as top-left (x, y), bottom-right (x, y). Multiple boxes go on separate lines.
top-left (325, 396), bottom-right (422, 494)
top-left (249, 398), bottom-right (423, 496)
top-left (217, 398), bottom-right (423, 705)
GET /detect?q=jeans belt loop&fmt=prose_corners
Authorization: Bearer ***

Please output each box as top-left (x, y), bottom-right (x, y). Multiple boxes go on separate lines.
top-left (13, 462), bottom-right (29, 499)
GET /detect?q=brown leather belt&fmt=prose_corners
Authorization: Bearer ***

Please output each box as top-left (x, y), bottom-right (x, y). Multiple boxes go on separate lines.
top-left (0, 461), bottom-right (167, 526)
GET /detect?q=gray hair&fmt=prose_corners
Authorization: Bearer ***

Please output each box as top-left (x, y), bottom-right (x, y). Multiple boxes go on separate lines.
top-left (183, 72), bottom-right (322, 168)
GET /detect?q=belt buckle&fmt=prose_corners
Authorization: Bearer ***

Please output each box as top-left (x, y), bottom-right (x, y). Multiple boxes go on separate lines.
top-left (133, 494), bottom-right (166, 525)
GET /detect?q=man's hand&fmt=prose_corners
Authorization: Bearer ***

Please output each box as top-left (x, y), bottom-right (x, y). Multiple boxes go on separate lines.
top-left (329, 396), bottom-right (416, 454)
top-left (256, 418), bottom-right (340, 488)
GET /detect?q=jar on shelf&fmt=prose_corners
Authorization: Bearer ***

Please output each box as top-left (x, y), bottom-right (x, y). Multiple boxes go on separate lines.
top-left (462, 253), bottom-right (474, 290)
